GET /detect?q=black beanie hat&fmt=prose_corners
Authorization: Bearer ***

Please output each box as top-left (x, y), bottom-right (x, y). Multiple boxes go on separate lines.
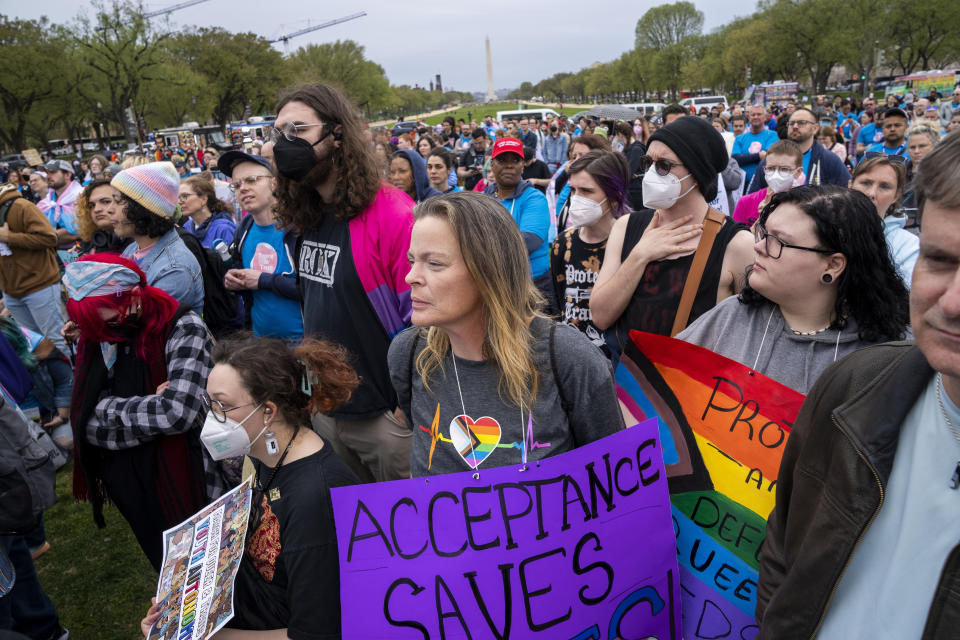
top-left (647, 116), bottom-right (728, 201)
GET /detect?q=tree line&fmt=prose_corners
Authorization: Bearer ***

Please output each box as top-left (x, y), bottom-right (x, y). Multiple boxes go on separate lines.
top-left (508, 0), bottom-right (960, 103)
top-left (0, 0), bottom-right (471, 152)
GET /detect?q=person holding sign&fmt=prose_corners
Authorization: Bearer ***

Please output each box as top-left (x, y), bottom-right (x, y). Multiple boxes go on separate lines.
top-left (389, 191), bottom-right (623, 477)
top-left (757, 134), bottom-right (960, 638)
top-left (678, 186), bottom-right (910, 393)
top-left (142, 334), bottom-right (360, 639)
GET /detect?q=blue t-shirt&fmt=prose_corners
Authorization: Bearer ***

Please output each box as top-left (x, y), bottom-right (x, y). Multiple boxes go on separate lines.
top-left (801, 147), bottom-right (812, 179)
top-left (857, 123), bottom-right (883, 148)
top-left (498, 187), bottom-right (550, 279)
top-left (732, 129), bottom-right (781, 183)
top-left (241, 222), bottom-right (303, 340)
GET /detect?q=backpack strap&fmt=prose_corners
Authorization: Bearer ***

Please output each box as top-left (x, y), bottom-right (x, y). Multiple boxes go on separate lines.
top-left (670, 207), bottom-right (724, 337)
top-left (548, 321), bottom-right (573, 415)
top-left (396, 329), bottom-right (422, 418)
top-left (0, 196), bottom-right (21, 227)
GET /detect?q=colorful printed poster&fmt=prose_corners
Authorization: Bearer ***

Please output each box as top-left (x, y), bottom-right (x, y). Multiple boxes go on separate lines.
top-left (331, 420), bottom-right (682, 639)
top-left (148, 479), bottom-right (253, 640)
top-left (615, 332), bottom-right (805, 640)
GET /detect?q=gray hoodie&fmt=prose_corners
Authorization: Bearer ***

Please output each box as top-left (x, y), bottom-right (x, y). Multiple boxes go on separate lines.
top-left (676, 296), bottom-right (892, 393)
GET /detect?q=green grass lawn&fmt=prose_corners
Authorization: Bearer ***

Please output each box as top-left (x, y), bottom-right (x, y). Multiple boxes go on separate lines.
top-left (34, 462), bottom-right (157, 640)
top-left (379, 102), bottom-right (589, 128)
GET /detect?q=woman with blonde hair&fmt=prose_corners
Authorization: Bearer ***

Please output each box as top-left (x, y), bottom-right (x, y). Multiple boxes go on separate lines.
top-left (389, 191), bottom-right (623, 477)
top-left (75, 177), bottom-right (132, 256)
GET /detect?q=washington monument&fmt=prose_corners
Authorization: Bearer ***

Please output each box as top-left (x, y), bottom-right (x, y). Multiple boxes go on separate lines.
top-left (485, 36), bottom-right (495, 102)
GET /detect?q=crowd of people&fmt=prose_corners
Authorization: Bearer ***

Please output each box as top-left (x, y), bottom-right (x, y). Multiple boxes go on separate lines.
top-left (0, 80), bottom-right (958, 640)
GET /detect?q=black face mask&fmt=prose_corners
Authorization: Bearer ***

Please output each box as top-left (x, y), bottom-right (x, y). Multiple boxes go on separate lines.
top-left (273, 128), bottom-right (333, 181)
top-left (103, 315), bottom-right (140, 343)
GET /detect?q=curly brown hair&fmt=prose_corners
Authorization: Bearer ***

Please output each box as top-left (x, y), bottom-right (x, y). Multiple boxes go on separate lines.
top-left (182, 174), bottom-right (234, 216)
top-left (273, 84), bottom-right (382, 228)
top-left (76, 177), bottom-right (114, 241)
top-left (211, 333), bottom-right (359, 427)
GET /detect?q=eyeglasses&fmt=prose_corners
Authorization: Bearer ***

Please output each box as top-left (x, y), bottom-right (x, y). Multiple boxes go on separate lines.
top-left (228, 175), bottom-right (273, 191)
top-left (269, 122), bottom-right (326, 144)
top-left (200, 392), bottom-right (257, 423)
top-left (753, 224), bottom-right (834, 259)
top-left (863, 151), bottom-right (908, 165)
top-left (788, 120), bottom-right (816, 128)
top-left (177, 192), bottom-right (198, 202)
top-left (638, 155), bottom-right (684, 176)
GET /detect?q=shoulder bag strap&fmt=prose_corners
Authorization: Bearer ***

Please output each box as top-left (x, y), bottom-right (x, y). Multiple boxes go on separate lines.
top-left (670, 207), bottom-right (725, 337)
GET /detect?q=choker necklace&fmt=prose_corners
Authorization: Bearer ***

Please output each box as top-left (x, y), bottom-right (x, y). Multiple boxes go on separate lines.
top-left (789, 325), bottom-right (831, 336)
top-left (935, 374), bottom-right (960, 490)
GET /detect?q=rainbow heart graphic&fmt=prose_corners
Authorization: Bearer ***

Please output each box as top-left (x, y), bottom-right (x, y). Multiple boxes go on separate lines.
top-left (449, 414), bottom-right (502, 469)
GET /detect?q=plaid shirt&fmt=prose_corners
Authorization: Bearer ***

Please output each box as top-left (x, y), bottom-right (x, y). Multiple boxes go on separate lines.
top-left (85, 312), bottom-right (226, 501)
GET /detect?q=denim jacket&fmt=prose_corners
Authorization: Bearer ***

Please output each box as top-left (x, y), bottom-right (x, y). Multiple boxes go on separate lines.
top-left (122, 227), bottom-right (204, 316)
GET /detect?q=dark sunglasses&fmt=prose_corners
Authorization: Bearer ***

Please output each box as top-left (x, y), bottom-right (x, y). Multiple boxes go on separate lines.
top-left (863, 151), bottom-right (907, 165)
top-left (638, 155), bottom-right (684, 176)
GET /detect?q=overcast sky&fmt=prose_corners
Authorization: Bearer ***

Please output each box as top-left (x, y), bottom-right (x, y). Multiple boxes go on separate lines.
top-left (9, 0), bottom-right (753, 93)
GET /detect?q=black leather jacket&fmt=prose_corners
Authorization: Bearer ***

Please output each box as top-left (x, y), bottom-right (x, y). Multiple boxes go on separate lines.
top-left (757, 341), bottom-right (960, 639)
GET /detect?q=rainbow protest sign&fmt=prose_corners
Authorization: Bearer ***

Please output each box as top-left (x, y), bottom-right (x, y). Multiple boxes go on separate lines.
top-left (616, 331), bottom-right (805, 640)
top-left (332, 419), bottom-right (682, 639)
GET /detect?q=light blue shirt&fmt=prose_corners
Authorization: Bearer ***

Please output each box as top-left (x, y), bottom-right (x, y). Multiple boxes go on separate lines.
top-left (816, 376), bottom-right (960, 639)
top-left (241, 221), bottom-right (303, 340)
top-left (732, 128), bottom-right (780, 183)
top-left (122, 227), bottom-right (204, 317)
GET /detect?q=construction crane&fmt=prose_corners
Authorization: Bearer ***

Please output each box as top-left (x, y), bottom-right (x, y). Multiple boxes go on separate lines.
top-left (144, 0), bottom-right (212, 18)
top-left (270, 11), bottom-right (367, 53)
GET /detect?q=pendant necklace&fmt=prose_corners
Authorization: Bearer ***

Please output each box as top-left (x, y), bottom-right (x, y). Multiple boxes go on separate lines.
top-left (451, 351), bottom-right (528, 468)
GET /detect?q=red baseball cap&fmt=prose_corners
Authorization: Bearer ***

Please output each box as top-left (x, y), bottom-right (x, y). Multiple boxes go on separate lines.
top-left (491, 137), bottom-right (524, 160)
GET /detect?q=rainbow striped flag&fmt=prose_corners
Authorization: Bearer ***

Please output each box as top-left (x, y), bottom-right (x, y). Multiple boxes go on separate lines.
top-left (616, 331), bottom-right (805, 639)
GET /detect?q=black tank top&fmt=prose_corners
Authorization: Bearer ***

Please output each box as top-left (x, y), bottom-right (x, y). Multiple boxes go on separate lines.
top-left (616, 209), bottom-right (746, 340)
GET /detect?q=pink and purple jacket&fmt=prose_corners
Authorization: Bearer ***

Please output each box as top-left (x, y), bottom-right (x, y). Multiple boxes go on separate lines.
top-left (349, 184), bottom-right (415, 338)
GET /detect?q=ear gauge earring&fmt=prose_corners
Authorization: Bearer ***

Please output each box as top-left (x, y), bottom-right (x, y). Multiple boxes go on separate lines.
top-left (822, 273), bottom-right (833, 283)
top-left (264, 408), bottom-right (278, 454)
top-left (264, 425), bottom-right (279, 455)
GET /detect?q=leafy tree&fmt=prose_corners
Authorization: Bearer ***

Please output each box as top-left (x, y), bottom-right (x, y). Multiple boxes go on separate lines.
top-left (289, 40), bottom-right (391, 116)
top-left (763, 0), bottom-right (853, 93)
top-left (0, 16), bottom-right (64, 150)
top-left (75, 0), bottom-right (172, 144)
top-left (634, 1), bottom-right (704, 50)
top-left (173, 28), bottom-right (286, 127)
top-left (886, 0), bottom-right (960, 73)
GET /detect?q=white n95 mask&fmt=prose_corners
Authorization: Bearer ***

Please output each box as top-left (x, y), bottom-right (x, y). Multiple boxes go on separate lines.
top-left (642, 167), bottom-right (695, 210)
top-left (567, 195), bottom-right (608, 228)
top-left (200, 404), bottom-right (265, 460)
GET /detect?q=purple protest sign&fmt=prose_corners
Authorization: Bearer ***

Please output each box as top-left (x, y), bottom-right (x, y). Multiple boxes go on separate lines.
top-left (331, 418), bottom-right (681, 639)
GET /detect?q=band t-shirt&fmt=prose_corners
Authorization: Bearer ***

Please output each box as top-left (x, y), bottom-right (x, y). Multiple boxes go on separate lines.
top-left (242, 221), bottom-right (303, 340)
top-left (550, 227), bottom-right (609, 356)
top-left (298, 210), bottom-right (394, 418)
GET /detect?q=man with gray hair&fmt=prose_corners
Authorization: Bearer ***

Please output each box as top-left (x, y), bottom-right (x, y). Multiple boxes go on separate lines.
top-left (757, 132), bottom-right (960, 638)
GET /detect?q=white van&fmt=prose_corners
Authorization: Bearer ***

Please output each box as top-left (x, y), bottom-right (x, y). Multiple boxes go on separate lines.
top-left (680, 96), bottom-right (729, 113)
top-left (495, 108), bottom-right (560, 123)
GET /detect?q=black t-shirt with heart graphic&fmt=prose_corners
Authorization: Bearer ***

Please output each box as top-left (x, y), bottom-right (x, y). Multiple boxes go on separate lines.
top-left (388, 319), bottom-right (624, 477)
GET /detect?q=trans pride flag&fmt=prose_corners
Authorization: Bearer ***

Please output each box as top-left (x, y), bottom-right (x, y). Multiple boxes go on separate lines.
top-left (615, 331), bottom-right (805, 640)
